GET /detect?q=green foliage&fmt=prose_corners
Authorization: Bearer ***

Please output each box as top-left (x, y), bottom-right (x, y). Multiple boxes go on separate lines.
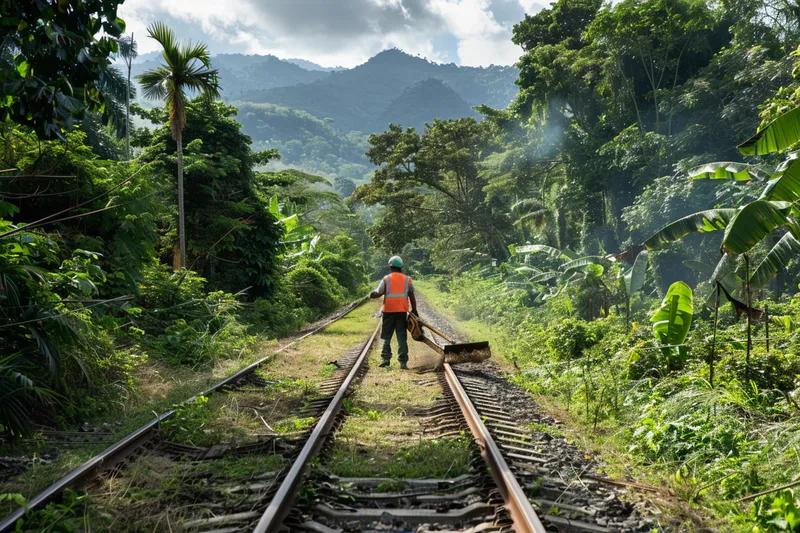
top-left (160, 396), bottom-right (215, 446)
top-left (137, 97), bottom-right (284, 295)
top-left (135, 263), bottom-right (254, 365)
top-left (751, 490), bottom-right (800, 532)
top-left (651, 282), bottom-right (693, 370)
top-left (286, 262), bottom-right (347, 316)
top-left (547, 318), bottom-right (597, 361)
top-left (1, 0), bottom-right (126, 138)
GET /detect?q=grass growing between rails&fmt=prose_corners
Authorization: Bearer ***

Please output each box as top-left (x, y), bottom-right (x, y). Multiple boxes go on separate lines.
top-left (322, 329), bottom-right (475, 479)
top-left (11, 454), bottom-right (288, 532)
top-left (0, 300), bottom-right (374, 519)
top-left (416, 274), bottom-right (800, 532)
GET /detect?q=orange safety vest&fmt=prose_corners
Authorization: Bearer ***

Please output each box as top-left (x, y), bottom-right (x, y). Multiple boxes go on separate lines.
top-left (381, 272), bottom-right (412, 313)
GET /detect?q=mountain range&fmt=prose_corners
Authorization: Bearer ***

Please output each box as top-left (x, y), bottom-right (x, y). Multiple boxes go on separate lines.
top-left (129, 49), bottom-right (519, 185)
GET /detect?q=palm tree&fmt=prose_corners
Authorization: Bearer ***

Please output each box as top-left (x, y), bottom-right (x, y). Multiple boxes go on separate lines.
top-left (137, 22), bottom-right (219, 269)
top-left (117, 34), bottom-right (138, 160)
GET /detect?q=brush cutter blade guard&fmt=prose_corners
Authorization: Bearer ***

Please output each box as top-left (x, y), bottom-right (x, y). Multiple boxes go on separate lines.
top-left (442, 341), bottom-right (489, 354)
top-left (407, 313), bottom-right (492, 363)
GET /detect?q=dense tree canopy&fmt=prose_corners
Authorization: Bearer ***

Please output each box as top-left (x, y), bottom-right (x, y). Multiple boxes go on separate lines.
top-left (1, 0), bottom-right (127, 138)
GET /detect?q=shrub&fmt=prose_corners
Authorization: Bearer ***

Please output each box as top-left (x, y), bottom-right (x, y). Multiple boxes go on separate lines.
top-left (249, 289), bottom-right (309, 338)
top-left (547, 318), bottom-right (597, 361)
top-left (286, 263), bottom-right (346, 315)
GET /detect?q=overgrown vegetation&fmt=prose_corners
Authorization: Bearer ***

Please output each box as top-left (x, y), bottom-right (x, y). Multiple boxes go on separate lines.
top-left (0, 3), bottom-right (371, 442)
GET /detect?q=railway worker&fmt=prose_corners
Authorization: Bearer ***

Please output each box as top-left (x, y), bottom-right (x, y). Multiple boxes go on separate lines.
top-left (370, 255), bottom-right (418, 369)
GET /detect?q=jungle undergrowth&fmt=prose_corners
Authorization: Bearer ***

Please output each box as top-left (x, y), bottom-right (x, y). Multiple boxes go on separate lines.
top-left (418, 275), bottom-right (800, 533)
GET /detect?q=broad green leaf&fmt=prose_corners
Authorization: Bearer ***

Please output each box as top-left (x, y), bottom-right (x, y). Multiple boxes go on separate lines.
top-left (651, 281), bottom-right (693, 352)
top-left (280, 214), bottom-right (298, 233)
top-left (513, 244), bottom-right (563, 258)
top-left (749, 232), bottom-right (800, 289)
top-left (721, 200), bottom-right (793, 255)
top-left (583, 264), bottom-right (604, 278)
top-left (644, 209), bottom-right (736, 250)
top-left (530, 271), bottom-right (559, 283)
top-left (560, 256), bottom-right (607, 272)
top-left (269, 195), bottom-right (279, 216)
top-left (738, 105), bottom-right (800, 156)
top-left (514, 266), bottom-right (543, 275)
top-left (689, 162), bottom-right (767, 181)
top-left (682, 260), bottom-right (714, 278)
top-left (760, 155), bottom-right (800, 202)
top-left (623, 250), bottom-right (648, 297)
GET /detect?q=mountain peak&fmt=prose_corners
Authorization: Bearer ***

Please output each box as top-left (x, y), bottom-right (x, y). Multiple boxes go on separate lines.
top-left (367, 48), bottom-right (430, 65)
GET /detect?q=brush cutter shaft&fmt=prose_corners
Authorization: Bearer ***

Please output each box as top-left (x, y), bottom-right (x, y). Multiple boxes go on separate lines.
top-left (414, 316), bottom-right (454, 343)
top-left (410, 313), bottom-right (491, 357)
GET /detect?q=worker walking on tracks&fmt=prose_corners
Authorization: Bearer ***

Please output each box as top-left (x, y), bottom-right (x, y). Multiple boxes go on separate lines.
top-left (370, 255), bottom-right (418, 369)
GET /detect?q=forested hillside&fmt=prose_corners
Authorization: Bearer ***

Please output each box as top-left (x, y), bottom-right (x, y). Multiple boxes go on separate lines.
top-left (127, 49), bottom-right (519, 188)
top-left (239, 49), bottom-right (518, 133)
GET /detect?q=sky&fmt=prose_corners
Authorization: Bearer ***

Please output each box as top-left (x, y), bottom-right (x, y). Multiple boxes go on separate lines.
top-left (118, 0), bottom-right (546, 68)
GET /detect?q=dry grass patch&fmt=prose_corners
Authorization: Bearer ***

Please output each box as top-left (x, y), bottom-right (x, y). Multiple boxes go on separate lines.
top-left (264, 301), bottom-right (381, 384)
top-left (85, 452), bottom-right (286, 531)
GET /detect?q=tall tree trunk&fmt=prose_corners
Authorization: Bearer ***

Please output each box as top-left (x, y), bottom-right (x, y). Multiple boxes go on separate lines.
top-left (177, 131), bottom-right (187, 270)
top-left (125, 33), bottom-right (132, 160)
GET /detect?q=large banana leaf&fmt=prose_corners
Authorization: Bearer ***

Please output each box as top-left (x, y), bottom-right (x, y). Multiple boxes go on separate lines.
top-left (750, 231), bottom-right (800, 289)
top-left (512, 244), bottom-right (563, 259)
top-left (682, 260), bottom-right (714, 278)
top-left (643, 209), bottom-right (737, 250)
top-left (560, 256), bottom-right (608, 273)
top-left (651, 281), bottom-right (693, 356)
top-left (686, 255), bottom-right (742, 309)
top-left (738, 105), bottom-right (800, 156)
top-left (759, 155), bottom-right (800, 202)
top-left (623, 250), bottom-right (648, 297)
top-left (689, 162), bottom-right (768, 181)
top-left (721, 200), bottom-right (793, 255)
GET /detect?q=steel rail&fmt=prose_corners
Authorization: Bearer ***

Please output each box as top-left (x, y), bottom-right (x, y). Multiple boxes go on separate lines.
top-left (253, 320), bottom-right (381, 533)
top-left (443, 363), bottom-right (548, 533)
top-left (0, 298), bottom-right (367, 533)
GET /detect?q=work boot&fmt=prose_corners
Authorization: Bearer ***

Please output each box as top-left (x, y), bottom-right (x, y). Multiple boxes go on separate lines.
top-left (399, 362), bottom-right (408, 370)
top-left (379, 360), bottom-right (391, 368)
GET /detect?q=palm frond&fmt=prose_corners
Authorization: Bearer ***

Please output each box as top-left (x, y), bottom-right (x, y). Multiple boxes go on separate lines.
top-left (137, 67), bottom-right (171, 100)
top-left (182, 41), bottom-right (212, 66)
top-left (147, 22), bottom-right (181, 68)
top-left (116, 35), bottom-right (138, 62)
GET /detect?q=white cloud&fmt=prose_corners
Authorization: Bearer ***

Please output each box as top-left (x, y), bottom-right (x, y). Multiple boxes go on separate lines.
top-left (517, 0), bottom-right (546, 14)
top-left (118, 0), bottom-right (525, 67)
top-left (429, 0), bottom-right (522, 66)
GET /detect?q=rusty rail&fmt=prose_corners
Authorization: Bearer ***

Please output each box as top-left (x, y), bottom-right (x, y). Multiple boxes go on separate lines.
top-left (443, 362), bottom-right (548, 533)
top-left (253, 321), bottom-right (381, 533)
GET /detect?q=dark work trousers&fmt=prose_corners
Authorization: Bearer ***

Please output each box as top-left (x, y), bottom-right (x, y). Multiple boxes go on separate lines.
top-left (380, 312), bottom-right (408, 363)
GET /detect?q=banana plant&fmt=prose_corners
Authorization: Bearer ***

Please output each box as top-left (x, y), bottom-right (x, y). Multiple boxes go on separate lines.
top-left (651, 281), bottom-right (693, 372)
top-left (507, 244), bottom-right (611, 314)
top-left (619, 250), bottom-right (648, 329)
top-left (644, 103), bottom-right (800, 379)
top-left (269, 195), bottom-right (319, 262)
top-left (644, 107), bottom-right (800, 289)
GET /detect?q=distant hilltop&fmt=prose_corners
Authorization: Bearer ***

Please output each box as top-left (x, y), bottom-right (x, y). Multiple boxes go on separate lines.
top-left (129, 48), bottom-right (519, 134)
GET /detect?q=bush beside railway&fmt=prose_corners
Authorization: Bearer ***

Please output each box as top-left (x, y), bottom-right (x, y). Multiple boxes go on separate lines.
top-left (424, 273), bottom-right (800, 532)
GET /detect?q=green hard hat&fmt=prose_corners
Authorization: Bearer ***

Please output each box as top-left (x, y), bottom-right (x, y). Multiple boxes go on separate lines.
top-left (388, 255), bottom-right (403, 268)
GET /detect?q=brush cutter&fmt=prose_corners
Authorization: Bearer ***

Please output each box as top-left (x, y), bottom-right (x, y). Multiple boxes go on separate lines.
top-left (407, 313), bottom-right (491, 363)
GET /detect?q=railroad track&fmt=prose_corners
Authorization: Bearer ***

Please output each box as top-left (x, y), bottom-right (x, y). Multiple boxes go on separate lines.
top-left (2, 302), bottom-right (646, 533)
top-left (0, 300), bottom-right (369, 533)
